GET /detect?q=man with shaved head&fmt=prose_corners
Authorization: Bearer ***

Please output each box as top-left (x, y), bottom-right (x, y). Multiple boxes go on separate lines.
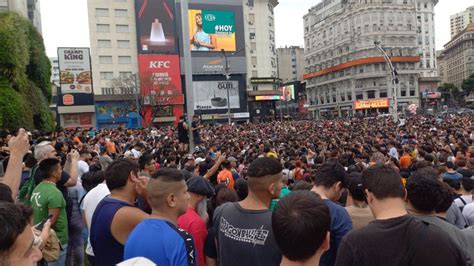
top-left (124, 168), bottom-right (197, 265)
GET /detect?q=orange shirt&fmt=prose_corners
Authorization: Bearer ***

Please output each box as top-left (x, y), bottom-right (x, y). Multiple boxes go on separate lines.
top-left (106, 141), bottom-right (116, 154)
top-left (400, 154), bottom-right (412, 169)
top-left (217, 169), bottom-right (234, 190)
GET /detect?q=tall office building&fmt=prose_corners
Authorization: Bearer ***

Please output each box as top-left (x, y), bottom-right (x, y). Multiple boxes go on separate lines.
top-left (87, 0), bottom-right (139, 96)
top-left (450, 6), bottom-right (474, 38)
top-left (441, 23), bottom-right (474, 88)
top-left (27, 0), bottom-right (41, 33)
top-left (0, 0), bottom-right (41, 33)
top-left (303, 0), bottom-right (437, 118)
top-left (277, 46), bottom-right (305, 82)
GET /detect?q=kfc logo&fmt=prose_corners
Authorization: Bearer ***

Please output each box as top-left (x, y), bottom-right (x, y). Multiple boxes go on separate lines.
top-left (149, 61), bottom-right (171, 69)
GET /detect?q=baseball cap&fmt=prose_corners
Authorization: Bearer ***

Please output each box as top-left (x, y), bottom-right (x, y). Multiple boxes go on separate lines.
top-left (227, 156), bottom-right (238, 162)
top-left (195, 157), bottom-right (206, 165)
top-left (187, 176), bottom-right (215, 198)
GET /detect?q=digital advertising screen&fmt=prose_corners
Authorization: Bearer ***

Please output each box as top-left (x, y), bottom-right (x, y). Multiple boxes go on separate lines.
top-left (188, 9), bottom-right (236, 52)
top-left (136, 0), bottom-right (177, 53)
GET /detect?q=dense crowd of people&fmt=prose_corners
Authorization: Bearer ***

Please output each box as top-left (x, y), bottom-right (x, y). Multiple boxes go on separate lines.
top-left (0, 113), bottom-right (474, 266)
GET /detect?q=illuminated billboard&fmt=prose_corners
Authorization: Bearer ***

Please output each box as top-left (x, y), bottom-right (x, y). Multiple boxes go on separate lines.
top-left (188, 9), bottom-right (236, 52)
top-left (193, 80), bottom-right (240, 110)
top-left (354, 99), bottom-right (390, 110)
top-left (136, 0), bottom-right (177, 53)
top-left (138, 54), bottom-right (183, 105)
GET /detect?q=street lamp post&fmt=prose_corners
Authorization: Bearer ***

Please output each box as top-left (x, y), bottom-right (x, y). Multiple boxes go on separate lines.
top-left (221, 48), bottom-right (245, 125)
top-left (178, 0), bottom-right (194, 152)
top-left (374, 41), bottom-right (399, 122)
top-left (221, 49), bottom-right (231, 125)
top-left (131, 73), bottom-right (141, 126)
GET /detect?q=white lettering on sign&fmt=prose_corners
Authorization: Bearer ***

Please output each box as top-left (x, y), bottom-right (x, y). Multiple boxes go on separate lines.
top-left (63, 50), bottom-right (84, 60)
top-left (214, 25), bottom-right (233, 32)
top-left (149, 61), bottom-right (171, 69)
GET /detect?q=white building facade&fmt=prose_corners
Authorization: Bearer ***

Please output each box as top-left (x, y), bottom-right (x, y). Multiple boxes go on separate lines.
top-left (87, 0), bottom-right (139, 96)
top-left (244, 0), bottom-right (279, 91)
top-left (49, 57), bottom-right (59, 84)
top-left (0, 0), bottom-right (41, 33)
top-left (304, 0), bottom-right (437, 118)
top-left (450, 6), bottom-right (474, 38)
top-left (277, 46), bottom-right (305, 83)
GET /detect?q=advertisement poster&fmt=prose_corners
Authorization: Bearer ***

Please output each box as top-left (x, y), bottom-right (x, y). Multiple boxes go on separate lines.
top-left (354, 99), bottom-right (390, 110)
top-left (188, 9), bottom-right (236, 52)
top-left (281, 84), bottom-right (295, 101)
top-left (138, 54), bottom-right (183, 105)
top-left (96, 101), bottom-right (141, 129)
top-left (193, 80), bottom-right (240, 110)
top-left (136, 0), bottom-right (177, 53)
top-left (58, 48), bottom-right (92, 94)
top-left (63, 113), bottom-right (93, 128)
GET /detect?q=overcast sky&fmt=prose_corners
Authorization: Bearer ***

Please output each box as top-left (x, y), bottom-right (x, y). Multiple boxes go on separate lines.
top-left (41, 0), bottom-right (473, 57)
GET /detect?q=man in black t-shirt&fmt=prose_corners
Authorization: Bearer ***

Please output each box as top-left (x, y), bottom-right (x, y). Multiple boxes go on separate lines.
top-left (177, 116), bottom-right (189, 153)
top-left (335, 165), bottom-right (467, 266)
top-left (213, 157), bottom-right (283, 266)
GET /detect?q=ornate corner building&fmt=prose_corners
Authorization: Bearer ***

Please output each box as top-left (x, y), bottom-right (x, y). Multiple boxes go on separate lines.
top-left (303, 0), bottom-right (438, 118)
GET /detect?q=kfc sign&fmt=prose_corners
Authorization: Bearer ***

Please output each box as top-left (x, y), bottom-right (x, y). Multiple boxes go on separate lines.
top-left (149, 61), bottom-right (171, 69)
top-left (138, 55), bottom-right (183, 103)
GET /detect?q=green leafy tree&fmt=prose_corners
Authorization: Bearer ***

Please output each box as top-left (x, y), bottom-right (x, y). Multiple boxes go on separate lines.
top-left (0, 12), bottom-right (54, 131)
top-left (462, 74), bottom-right (474, 94)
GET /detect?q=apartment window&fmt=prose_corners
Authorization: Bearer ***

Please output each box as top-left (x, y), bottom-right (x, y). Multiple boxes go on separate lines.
top-left (401, 90), bottom-right (407, 97)
top-left (410, 89), bottom-right (416, 96)
top-left (116, 24), bottom-right (129, 33)
top-left (118, 56), bottom-right (131, 64)
top-left (356, 93), bottom-right (363, 100)
top-left (367, 90), bottom-right (375, 99)
top-left (119, 72), bottom-right (132, 78)
top-left (347, 94), bottom-right (352, 101)
top-left (100, 72), bottom-right (114, 80)
top-left (98, 40), bottom-right (112, 48)
top-left (380, 91), bottom-right (388, 98)
top-left (99, 56), bottom-right (113, 64)
top-left (95, 8), bottom-right (109, 17)
top-left (117, 40), bottom-right (130, 48)
top-left (115, 9), bottom-right (127, 17)
top-left (97, 24), bottom-right (110, 32)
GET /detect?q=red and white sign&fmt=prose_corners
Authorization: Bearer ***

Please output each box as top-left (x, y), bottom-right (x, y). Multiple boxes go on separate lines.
top-left (138, 54), bottom-right (183, 106)
top-left (63, 94), bottom-right (74, 105)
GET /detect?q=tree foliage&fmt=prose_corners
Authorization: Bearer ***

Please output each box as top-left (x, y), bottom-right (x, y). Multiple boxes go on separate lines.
top-left (0, 12), bottom-right (53, 131)
top-left (462, 74), bottom-right (474, 94)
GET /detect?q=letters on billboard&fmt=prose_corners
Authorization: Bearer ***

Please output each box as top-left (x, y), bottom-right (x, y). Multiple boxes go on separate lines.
top-left (136, 0), bottom-right (177, 53)
top-left (193, 80), bottom-right (240, 110)
top-left (58, 48), bottom-right (92, 94)
top-left (188, 9), bottom-right (236, 52)
top-left (138, 54), bottom-right (183, 106)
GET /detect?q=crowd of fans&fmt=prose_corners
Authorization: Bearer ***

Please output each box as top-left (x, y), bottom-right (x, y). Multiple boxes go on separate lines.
top-left (0, 113), bottom-right (473, 266)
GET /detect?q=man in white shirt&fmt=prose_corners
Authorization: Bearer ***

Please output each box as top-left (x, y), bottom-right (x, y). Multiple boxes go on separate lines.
top-left (131, 143), bottom-right (144, 160)
top-left (387, 141), bottom-right (399, 160)
top-left (81, 171), bottom-right (110, 264)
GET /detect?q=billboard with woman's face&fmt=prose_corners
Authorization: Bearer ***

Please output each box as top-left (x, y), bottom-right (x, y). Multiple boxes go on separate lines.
top-left (188, 9), bottom-right (236, 52)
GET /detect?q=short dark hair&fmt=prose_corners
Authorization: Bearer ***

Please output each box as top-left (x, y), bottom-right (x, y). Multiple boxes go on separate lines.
top-left (314, 161), bottom-right (347, 188)
top-left (272, 191), bottom-right (330, 262)
top-left (436, 182), bottom-right (455, 213)
top-left (0, 183), bottom-right (13, 203)
top-left (247, 157), bottom-right (282, 178)
top-left (0, 202), bottom-right (33, 258)
top-left (362, 165), bottom-right (405, 200)
top-left (139, 154), bottom-right (154, 171)
top-left (216, 188), bottom-right (239, 206)
top-left (462, 176), bottom-right (474, 192)
top-left (151, 167), bottom-right (184, 182)
top-left (82, 171), bottom-right (106, 192)
top-left (37, 158), bottom-right (61, 181)
top-left (406, 171), bottom-right (443, 212)
top-left (347, 172), bottom-right (365, 202)
top-left (105, 159), bottom-right (139, 191)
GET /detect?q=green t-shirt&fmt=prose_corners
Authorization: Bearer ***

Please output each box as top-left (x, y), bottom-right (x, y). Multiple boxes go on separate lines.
top-left (270, 187), bottom-right (292, 211)
top-left (31, 182), bottom-right (68, 245)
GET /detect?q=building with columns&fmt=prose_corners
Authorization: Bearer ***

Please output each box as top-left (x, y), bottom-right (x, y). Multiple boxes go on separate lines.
top-left (303, 0), bottom-right (437, 118)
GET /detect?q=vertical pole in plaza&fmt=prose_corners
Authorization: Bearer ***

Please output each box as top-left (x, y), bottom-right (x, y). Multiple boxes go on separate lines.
top-left (375, 41), bottom-right (399, 123)
top-left (132, 73), bottom-right (141, 127)
top-left (221, 49), bottom-right (232, 125)
top-left (179, 0), bottom-right (194, 152)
